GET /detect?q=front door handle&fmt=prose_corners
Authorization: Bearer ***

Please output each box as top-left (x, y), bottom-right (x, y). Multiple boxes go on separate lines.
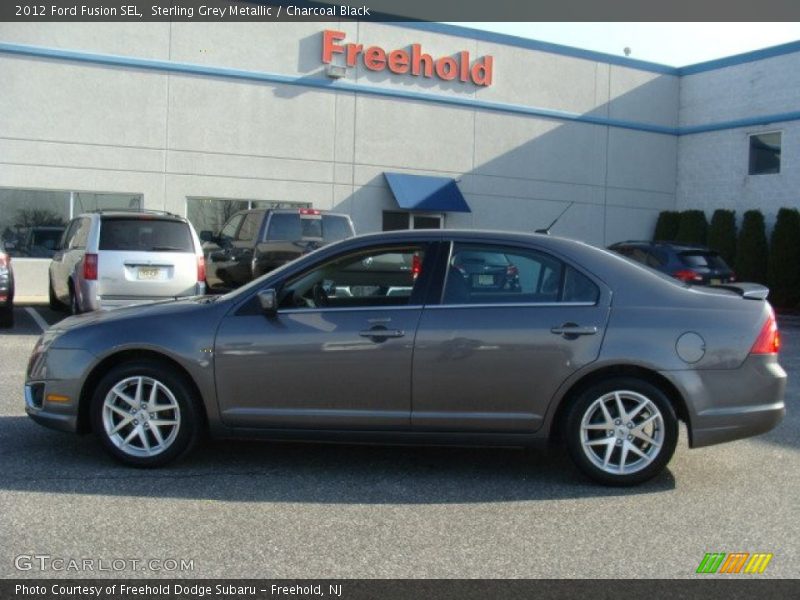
top-left (359, 327), bottom-right (405, 340)
top-left (550, 323), bottom-right (598, 337)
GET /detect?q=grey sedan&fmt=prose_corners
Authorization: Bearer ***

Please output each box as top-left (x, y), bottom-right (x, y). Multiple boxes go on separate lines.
top-left (24, 230), bottom-right (786, 485)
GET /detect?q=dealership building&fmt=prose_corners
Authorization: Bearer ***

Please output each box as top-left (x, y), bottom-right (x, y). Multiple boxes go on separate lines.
top-left (1, 21), bottom-right (798, 296)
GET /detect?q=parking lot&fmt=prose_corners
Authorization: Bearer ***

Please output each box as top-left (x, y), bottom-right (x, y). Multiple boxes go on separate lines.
top-left (1, 304), bottom-right (798, 579)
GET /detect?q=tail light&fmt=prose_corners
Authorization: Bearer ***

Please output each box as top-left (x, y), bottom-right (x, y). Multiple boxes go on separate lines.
top-left (299, 208), bottom-right (321, 216)
top-left (506, 265), bottom-right (519, 277)
top-left (0, 253), bottom-right (8, 268)
top-left (411, 254), bottom-right (422, 279)
top-left (83, 253), bottom-right (98, 281)
top-left (672, 269), bottom-right (702, 283)
top-left (751, 309), bottom-right (780, 354)
top-left (197, 256), bottom-right (206, 282)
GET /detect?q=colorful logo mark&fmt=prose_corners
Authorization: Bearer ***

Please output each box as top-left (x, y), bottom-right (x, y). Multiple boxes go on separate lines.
top-left (696, 552), bottom-right (773, 574)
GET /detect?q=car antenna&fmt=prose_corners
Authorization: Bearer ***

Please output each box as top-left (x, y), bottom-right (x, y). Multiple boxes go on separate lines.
top-left (535, 202), bottom-right (574, 235)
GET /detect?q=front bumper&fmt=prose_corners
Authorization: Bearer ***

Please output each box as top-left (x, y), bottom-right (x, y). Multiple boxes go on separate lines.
top-left (25, 383), bottom-right (79, 433)
top-left (663, 354), bottom-right (787, 448)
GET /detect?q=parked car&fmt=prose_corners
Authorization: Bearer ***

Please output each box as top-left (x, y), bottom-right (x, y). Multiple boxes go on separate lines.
top-left (608, 240), bottom-right (735, 284)
top-left (0, 239), bottom-right (14, 327)
top-left (16, 225), bottom-right (66, 258)
top-left (25, 230), bottom-right (784, 485)
top-left (201, 208), bottom-right (355, 292)
top-left (48, 210), bottom-right (206, 314)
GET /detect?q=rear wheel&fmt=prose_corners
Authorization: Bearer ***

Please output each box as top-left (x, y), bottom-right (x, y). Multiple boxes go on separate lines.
top-left (90, 360), bottom-right (202, 467)
top-left (69, 283), bottom-right (81, 315)
top-left (0, 304), bottom-right (12, 328)
top-left (565, 378), bottom-right (678, 486)
top-left (48, 279), bottom-right (65, 311)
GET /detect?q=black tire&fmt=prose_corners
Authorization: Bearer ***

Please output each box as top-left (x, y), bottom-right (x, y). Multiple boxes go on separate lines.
top-left (49, 279), bottom-right (64, 311)
top-left (564, 377), bottom-right (678, 486)
top-left (69, 284), bottom-right (81, 315)
top-left (0, 305), bottom-right (12, 328)
top-left (90, 360), bottom-right (202, 467)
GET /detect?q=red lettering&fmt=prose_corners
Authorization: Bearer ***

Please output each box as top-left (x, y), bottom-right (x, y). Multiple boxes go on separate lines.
top-left (471, 56), bottom-right (493, 86)
top-left (411, 43), bottom-right (433, 78)
top-left (364, 46), bottom-right (386, 71)
top-left (321, 31), bottom-right (494, 86)
top-left (459, 51), bottom-right (470, 82)
top-left (322, 30), bottom-right (346, 63)
top-left (346, 43), bottom-right (363, 67)
top-left (388, 49), bottom-right (410, 74)
top-left (435, 56), bottom-right (458, 81)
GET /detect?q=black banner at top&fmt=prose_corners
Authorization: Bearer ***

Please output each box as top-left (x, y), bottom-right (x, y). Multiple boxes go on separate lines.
top-left (3, 0), bottom-right (800, 22)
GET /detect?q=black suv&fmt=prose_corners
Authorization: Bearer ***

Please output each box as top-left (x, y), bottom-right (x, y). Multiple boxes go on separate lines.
top-left (201, 208), bottom-right (356, 291)
top-left (608, 241), bottom-right (735, 285)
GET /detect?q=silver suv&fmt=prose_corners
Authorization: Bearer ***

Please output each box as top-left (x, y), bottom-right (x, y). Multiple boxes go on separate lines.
top-left (49, 210), bottom-right (206, 313)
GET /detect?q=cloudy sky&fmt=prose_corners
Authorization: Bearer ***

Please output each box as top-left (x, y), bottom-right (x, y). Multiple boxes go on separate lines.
top-left (450, 23), bottom-right (800, 67)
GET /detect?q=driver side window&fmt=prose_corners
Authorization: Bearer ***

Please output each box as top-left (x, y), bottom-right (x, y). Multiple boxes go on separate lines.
top-left (279, 245), bottom-right (427, 310)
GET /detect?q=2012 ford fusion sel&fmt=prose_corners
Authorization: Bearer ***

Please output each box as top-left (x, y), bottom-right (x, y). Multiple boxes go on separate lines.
top-left (24, 230), bottom-right (786, 485)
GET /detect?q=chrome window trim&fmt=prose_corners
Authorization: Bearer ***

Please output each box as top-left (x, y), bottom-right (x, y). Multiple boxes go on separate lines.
top-left (429, 302), bottom-right (598, 309)
top-left (277, 305), bottom-right (425, 315)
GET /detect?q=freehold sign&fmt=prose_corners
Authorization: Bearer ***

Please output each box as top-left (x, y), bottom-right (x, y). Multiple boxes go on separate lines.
top-left (322, 30), bottom-right (494, 86)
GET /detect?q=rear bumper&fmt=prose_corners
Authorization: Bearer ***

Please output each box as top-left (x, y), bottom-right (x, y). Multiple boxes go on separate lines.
top-left (80, 282), bottom-right (206, 311)
top-left (662, 355), bottom-right (786, 448)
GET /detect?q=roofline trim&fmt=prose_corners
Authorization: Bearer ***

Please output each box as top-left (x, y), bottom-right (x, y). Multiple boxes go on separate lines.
top-left (2, 42), bottom-right (800, 137)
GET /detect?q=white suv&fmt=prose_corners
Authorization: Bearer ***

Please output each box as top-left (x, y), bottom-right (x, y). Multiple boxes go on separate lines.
top-left (49, 210), bottom-right (206, 313)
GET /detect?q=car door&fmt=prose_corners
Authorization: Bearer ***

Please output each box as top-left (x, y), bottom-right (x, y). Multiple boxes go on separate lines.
top-left (50, 218), bottom-right (89, 302)
top-left (205, 213), bottom-right (244, 289)
top-left (226, 210), bottom-right (263, 286)
top-left (214, 241), bottom-right (438, 430)
top-left (411, 241), bottom-right (611, 433)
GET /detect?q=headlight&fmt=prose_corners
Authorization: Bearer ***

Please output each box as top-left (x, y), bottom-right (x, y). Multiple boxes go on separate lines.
top-left (27, 329), bottom-right (63, 379)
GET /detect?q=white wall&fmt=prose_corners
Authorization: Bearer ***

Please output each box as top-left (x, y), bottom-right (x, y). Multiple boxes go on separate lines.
top-left (0, 22), bottom-right (682, 296)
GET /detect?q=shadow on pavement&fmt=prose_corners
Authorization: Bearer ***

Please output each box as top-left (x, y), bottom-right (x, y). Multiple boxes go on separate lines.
top-left (0, 416), bottom-right (676, 503)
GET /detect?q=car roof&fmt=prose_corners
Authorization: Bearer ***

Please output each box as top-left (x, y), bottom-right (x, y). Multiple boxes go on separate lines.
top-left (235, 208), bottom-right (351, 217)
top-left (78, 210), bottom-right (186, 221)
top-left (610, 240), bottom-right (716, 253)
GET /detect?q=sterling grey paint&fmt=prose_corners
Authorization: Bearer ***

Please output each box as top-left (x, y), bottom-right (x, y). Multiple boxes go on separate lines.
top-left (25, 230), bottom-right (786, 455)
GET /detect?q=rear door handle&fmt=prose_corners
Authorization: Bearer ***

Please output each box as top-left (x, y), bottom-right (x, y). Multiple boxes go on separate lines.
top-left (550, 324), bottom-right (598, 337)
top-left (359, 328), bottom-right (405, 339)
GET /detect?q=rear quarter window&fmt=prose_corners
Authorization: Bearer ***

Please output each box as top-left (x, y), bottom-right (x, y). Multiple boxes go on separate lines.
top-left (99, 218), bottom-right (194, 252)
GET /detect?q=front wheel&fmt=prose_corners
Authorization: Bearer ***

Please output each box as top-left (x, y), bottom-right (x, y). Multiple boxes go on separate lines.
top-left (565, 378), bottom-right (678, 486)
top-left (90, 360), bottom-right (202, 467)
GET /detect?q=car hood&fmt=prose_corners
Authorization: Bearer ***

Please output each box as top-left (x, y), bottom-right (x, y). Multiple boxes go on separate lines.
top-left (50, 296), bottom-right (222, 333)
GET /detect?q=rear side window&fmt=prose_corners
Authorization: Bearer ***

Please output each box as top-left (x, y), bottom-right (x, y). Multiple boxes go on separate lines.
top-left (237, 212), bottom-right (262, 242)
top-left (99, 218), bottom-right (194, 252)
top-left (266, 213), bottom-right (353, 243)
top-left (322, 216), bottom-right (354, 243)
top-left (680, 252), bottom-right (727, 268)
top-left (443, 243), bottom-right (599, 305)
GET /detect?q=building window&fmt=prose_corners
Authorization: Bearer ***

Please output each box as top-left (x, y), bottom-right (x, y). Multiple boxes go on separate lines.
top-left (382, 211), bottom-right (443, 231)
top-left (749, 132), bottom-right (781, 175)
top-left (0, 188), bottom-right (141, 258)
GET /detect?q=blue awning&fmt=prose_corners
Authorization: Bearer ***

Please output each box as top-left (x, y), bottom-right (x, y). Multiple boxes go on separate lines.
top-left (384, 173), bottom-right (471, 213)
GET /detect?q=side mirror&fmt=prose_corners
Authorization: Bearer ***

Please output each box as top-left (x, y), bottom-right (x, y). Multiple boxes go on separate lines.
top-left (199, 230), bottom-right (215, 243)
top-left (257, 289), bottom-right (278, 317)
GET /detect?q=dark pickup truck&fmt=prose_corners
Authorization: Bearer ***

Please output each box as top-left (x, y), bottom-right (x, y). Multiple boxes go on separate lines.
top-left (200, 208), bottom-right (356, 292)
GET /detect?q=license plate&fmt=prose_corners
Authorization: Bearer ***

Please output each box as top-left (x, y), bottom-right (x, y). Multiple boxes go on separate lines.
top-left (137, 267), bottom-right (161, 280)
top-left (710, 278), bottom-right (721, 285)
top-left (476, 274), bottom-right (495, 286)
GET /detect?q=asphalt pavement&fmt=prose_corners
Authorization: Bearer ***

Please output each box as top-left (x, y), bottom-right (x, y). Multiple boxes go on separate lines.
top-left (1, 305), bottom-right (798, 578)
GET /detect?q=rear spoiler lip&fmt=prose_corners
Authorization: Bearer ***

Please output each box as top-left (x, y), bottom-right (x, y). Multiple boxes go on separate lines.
top-left (708, 282), bottom-right (769, 300)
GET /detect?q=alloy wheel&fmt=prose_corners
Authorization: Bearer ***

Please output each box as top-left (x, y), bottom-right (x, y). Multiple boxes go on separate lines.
top-left (101, 376), bottom-right (181, 458)
top-left (579, 390), bottom-right (665, 475)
